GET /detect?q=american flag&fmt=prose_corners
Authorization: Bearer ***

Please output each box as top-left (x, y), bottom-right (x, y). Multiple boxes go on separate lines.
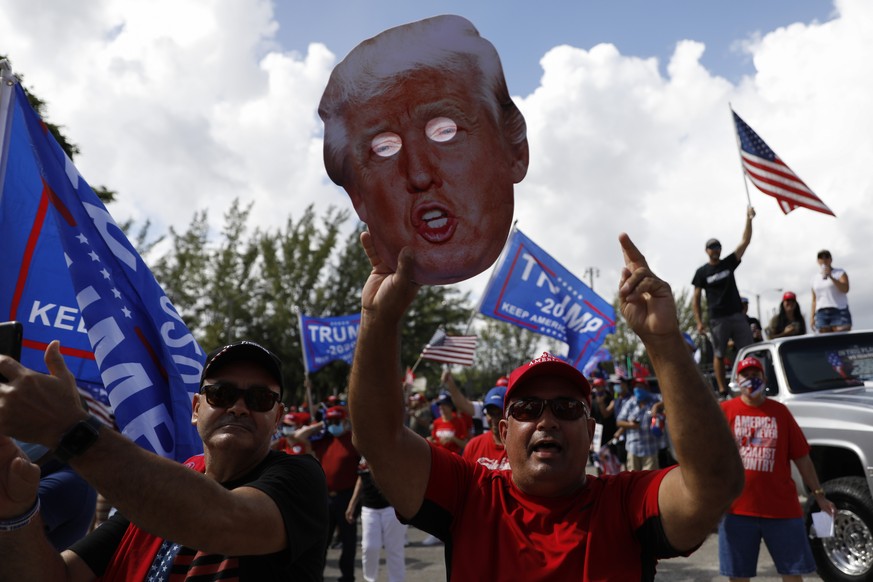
top-left (420, 328), bottom-right (478, 367)
top-left (732, 110), bottom-right (834, 216)
top-left (78, 386), bottom-right (117, 430)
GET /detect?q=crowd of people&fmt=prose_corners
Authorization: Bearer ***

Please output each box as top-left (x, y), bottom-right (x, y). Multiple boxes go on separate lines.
top-left (0, 12), bottom-right (853, 582)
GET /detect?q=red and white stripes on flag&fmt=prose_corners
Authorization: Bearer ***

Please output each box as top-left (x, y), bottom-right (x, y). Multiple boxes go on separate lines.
top-left (78, 387), bottom-right (116, 429)
top-left (732, 109), bottom-right (834, 216)
top-left (420, 328), bottom-right (478, 367)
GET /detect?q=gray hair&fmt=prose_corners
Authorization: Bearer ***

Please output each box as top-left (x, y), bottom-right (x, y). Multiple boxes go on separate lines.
top-left (318, 14), bottom-right (527, 187)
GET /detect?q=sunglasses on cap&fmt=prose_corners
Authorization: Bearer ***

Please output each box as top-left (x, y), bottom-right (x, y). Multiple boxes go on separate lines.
top-left (200, 381), bottom-right (281, 412)
top-left (506, 397), bottom-right (589, 422)
top-left (706, 243), bottom-right (722, 250)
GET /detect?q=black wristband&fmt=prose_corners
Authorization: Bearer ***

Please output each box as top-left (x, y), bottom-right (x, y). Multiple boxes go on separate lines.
top-left (54, 416), bottom-right (102, 463)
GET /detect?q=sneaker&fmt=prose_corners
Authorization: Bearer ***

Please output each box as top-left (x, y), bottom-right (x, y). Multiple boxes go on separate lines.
top-left (421, 534), bottom-right (442, 546)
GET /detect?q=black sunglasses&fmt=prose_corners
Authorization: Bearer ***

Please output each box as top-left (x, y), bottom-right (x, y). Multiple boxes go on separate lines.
top-left (200, 381), bottom-right (280, 412)
top-left (506, 397), bottom-right (589, 422)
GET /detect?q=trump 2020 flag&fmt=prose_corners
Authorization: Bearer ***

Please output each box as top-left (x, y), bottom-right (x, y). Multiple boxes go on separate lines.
top-left (298, 313), bottom-right (361, 373)
top-left (732, 109), bottom-right (834, 216)
top-left (0, 76), bottom-right (203, 461)
top-left (479, 229), bottom-right (615, 370)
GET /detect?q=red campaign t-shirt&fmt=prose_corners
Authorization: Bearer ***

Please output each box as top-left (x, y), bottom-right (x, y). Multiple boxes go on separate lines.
top-left (409, 443), bottom-right (679, 581)
top-left (461, 432), bottom-right (509, 471)
top-left (721, 397), bottom-right (810, 518)
top-left (312, 432), bottom-right (359, 492)
top-left (430, 415), bottom-right (468, 455)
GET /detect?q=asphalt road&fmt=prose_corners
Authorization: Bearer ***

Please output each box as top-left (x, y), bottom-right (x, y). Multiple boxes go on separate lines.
top-left (325, 517), bottom-right (825, 581)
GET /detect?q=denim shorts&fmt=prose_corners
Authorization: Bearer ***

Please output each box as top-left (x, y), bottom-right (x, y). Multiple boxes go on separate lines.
top-left (815, 307), bottom-right (852, 329)
top-left (718, 514), bottom-right (816, 577)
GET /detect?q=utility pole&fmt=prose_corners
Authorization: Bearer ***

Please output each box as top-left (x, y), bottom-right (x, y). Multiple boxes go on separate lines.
top-left (584, 267), bottom-right (600, 291)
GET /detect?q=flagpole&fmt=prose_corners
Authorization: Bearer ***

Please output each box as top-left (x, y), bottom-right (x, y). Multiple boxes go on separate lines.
top-left (464, 220), bottom-right (518, 335)
top-left (729, 103), bottom-right (753, 207)
top-left (410, 354), bottom-right (425, 374)
top-left (296, 309), bottom-right (310, 376)
top-left (0, 60), bottom-right (19, 203)
top-left (411, 327), bottom-right (440, 375)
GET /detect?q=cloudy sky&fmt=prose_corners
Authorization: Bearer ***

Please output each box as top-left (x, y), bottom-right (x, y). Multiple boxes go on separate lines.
top-left (2, 0), bottom-right (869, 333)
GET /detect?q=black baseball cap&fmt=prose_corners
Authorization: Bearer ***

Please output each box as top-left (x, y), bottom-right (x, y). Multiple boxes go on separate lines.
top-left (201, 341), bottom-right (284, 398)
top-left (705, 238), bottom-right (721, 249)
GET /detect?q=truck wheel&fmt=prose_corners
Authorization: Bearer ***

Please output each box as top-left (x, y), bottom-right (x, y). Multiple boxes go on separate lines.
top-left (806, 477), bottom-right (873, 581)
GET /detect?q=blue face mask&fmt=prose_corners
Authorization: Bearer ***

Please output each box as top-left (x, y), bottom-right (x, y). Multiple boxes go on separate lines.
top-left (327, 423), bottom-right (345, 437)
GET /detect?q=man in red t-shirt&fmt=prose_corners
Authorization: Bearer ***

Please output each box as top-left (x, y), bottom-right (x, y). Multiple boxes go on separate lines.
top-left (349, 232), bottom-right (745, 580)
top-left (719, 357), bottom-right (836, 580)
top-left (462, 386), bottom-right (509, 470)
top-left (312, 405), bottom-right (359, 582)
top-left (428, 393), bottom-right (468, 455)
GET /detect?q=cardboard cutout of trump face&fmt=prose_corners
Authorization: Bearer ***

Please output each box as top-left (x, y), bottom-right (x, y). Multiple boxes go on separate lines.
top-left (319, 14), bottom-right (529, 285)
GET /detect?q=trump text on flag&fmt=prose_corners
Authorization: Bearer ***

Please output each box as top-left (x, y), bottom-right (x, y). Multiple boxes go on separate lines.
top-left (479, 230), bottom-right (615, 369)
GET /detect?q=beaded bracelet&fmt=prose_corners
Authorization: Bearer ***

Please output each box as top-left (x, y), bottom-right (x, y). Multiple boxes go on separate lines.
top-left (0, 498), bottom-right (41, 532)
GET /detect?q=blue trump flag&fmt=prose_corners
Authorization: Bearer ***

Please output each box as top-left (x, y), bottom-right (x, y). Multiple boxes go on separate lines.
top-left (478, 229), bottom-right (615, 370)
top-left (298, 313), bottom-right (361, 373)
top-left (0, 78), bottom-right (203, 461)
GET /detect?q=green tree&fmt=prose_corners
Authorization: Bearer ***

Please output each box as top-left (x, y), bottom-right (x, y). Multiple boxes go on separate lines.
top-left (149, 200), bottom-right (477, 404)
top-left (246, 205), bottom-right (351, 401)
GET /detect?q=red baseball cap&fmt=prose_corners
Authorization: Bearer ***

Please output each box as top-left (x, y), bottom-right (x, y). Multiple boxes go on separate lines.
top-left (783, 291), bottom-right (797, 301)
top-left (633, 377), bottom-right (648, 387)
top-left (325, 406), bottom-right (346, 420)
top-left (506, 352), bottom-right (591, 407)
top-left (592, 378), bottom-right (606, 388)
top-left (495, 376), bottom-right (509, 387)
top-left (736, 357), bottom-right (763, 375)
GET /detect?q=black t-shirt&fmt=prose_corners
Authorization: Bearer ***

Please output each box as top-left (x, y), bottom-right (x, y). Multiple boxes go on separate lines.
top-left (691, 252), bottom-right (743, 318)
top-left (70, 451), bottom-right (328, 581)
top-left (357, 459), bottom-right (390, 509)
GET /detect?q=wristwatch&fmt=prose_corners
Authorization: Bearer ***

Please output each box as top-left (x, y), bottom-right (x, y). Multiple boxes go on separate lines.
top-left (54, 416), bottom-right (103, 462)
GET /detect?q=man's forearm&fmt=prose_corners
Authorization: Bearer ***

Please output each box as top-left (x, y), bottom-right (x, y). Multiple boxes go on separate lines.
top-left (647, 333), bottom-right (742, 500)
top-left (443, 374), bottom-right (475, 417)
top-left (69, 430), bottom-right (281, 555)
top-left (349, 314), bottom-right (406, 456)
top-left (692, 296), bottom-right (703, 327)
top-left (348, 311), bottom-right (432, 518)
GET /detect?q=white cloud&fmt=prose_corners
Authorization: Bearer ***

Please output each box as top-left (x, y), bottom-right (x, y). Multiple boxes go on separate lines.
top-left (513, 0), bottom-right (872, 329)
top-left (2, 0), bottom-right (871, 332)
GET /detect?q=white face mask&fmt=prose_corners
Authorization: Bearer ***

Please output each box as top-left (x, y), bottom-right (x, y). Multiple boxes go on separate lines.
top-left (327, 423), bottom-right (346, 437)
top-left (739, 376), bottom-right (766, 399)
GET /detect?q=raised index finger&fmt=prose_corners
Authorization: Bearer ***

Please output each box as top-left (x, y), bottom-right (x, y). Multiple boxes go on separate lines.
top-left (618, 232), bottom-right (650, 272)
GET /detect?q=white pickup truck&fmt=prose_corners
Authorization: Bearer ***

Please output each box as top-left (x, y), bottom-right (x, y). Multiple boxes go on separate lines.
top-left (730, 330), bottom-right (873, 581)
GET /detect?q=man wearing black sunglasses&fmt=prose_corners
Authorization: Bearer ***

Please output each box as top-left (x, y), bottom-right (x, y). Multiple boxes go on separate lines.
top-left (349, 230), bottom-right (744, 580)
top-left (0, 340), bottom-right (328, 581)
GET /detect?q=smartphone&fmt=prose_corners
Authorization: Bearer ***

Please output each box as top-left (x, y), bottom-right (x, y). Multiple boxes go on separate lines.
top-left (0, 321), bottom-right (23, 382)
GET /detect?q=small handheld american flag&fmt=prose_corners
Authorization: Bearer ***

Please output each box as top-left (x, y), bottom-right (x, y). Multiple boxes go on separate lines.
top-left (420, 328), bottom-right (478, 367)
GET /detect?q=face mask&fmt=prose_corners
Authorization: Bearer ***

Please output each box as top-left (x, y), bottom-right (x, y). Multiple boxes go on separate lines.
top-left (327, 423), bottom-right (345, 437)
top-left (739, 376), bottom-right (765, 399)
